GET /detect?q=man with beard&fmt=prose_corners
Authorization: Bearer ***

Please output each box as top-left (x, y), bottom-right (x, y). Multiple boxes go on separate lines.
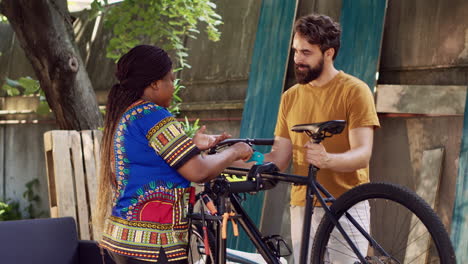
top-left (263, 14), bottom-right (380, 263)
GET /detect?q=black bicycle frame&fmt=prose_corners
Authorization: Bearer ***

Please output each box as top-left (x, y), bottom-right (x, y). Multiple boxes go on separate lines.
top-left (195, 166), bottom-right (387, 264)
top-left (224, 165), bottom-right (374, 264)
top-left (255, 165), bottom-right (367, 263)
top-left (298, 164), bottom-right (368, 264)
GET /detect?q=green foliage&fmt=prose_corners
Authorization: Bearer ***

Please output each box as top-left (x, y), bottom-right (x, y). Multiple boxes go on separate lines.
top-left (1, 77), bottom-right (50, 115)
top-left (92, 0), bottom-right (222, 67)
top-left (88, 0), bottom-right (108, 21)
top-left (0, 200), bottom-right (22, 221)
top-left (168, 70), bottom-right (200, 137)
top-left (23, 179), bottom-right (45, 219)
top-left (0, 178), bottom-right (45, 221)
top-left (0, 15), bottom-right (8, 23)
top-left (180, 116), bottom-right (200, 138)
top-left (1, 78), bottom-right (21, 96)
top-left (168, 78), bottom-right (184, 115)
top-left (2, 77), bottom-right (40, 95)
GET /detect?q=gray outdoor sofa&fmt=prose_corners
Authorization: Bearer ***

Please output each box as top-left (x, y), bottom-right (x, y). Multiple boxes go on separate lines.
top-left (0, 217), bottom-right (114, 264)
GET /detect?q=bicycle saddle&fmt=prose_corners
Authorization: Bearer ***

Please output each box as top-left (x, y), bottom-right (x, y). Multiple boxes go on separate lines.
top-left (291, 120), bottom-right (346, 135)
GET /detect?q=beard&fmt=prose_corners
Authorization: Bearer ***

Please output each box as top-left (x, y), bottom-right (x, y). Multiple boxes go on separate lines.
top-left (294, 57), bottom-right (324, 84)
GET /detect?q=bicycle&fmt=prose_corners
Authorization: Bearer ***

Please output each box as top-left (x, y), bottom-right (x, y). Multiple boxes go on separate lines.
top-left (187, 120), bottom-right (456, 264)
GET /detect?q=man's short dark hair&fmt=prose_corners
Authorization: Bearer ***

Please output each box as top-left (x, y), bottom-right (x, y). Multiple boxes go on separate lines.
top-left (294, 14), bottom-right (341, 60)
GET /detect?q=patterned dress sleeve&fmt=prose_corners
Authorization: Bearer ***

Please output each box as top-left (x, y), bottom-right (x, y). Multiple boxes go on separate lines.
top-left (139, 105), bottom-right (201, 169)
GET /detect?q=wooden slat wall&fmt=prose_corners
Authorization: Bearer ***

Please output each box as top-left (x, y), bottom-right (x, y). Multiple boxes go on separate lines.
top-left (379, 0), bottom-right (468, 71)
top-left (1, 124), bottom-right (54, 216)
top-left (44, 130), bottom-right (102, 240)
top-left (371, 116), bottom-right (463, 235)
top-left (370, 117), bottom-right (463, 262)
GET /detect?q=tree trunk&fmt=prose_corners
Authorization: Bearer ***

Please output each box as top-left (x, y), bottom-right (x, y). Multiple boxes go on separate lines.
top-left (0, 0), bottom-right (103, 130)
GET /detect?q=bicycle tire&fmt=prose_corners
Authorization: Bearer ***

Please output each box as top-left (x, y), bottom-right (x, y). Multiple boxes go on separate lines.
top-left (189, 221), bottom-right (216, 264)
top-left (311, 182), bottom-right (456, 264)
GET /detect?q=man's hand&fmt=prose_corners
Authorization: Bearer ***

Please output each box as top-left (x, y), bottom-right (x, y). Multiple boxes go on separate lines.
top-left (303, 126), bottom-right (375, 172)
top-left (304, 141), bottom-right (332, 169)
top-left (192, 125), bottom-right (231, 151)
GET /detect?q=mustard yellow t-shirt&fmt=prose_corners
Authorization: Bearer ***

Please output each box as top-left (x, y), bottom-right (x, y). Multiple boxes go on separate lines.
top-left (274, 71), bottom-right (380, 206)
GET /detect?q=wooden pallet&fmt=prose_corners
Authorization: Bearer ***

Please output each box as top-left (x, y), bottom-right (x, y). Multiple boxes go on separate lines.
top-left (44, 130), bottom-right (102, 240)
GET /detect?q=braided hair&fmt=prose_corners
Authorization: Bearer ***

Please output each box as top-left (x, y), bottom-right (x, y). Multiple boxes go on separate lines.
top-left (94, 45), bottom-right (172, 237)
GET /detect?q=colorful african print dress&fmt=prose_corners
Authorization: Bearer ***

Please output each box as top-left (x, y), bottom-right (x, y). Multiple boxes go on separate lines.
top-left (101, 100), bottom-right (200, 262)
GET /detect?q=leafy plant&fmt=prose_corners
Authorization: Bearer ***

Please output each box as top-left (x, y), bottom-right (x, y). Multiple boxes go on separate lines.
top-left (0, 15), bottom-right (7, 23)
top-left (168, 70), bottom-right (200, 137)
top-left (1, 77), bottom-right (39, 96)
top-left (0, 178), bottom-right (45, 221)
top-left (1, 77), bottom-right (50, 115)
top-left (23, 178), bottom-right (45, 219)
top-left (180, 116), bottom-right (200, 138)
top-left (0, 200), bottom-right (22, 221)
top-left (168, 78), bottom-right (184, 115)
top-left (92, 0), bottom-right (222, 68)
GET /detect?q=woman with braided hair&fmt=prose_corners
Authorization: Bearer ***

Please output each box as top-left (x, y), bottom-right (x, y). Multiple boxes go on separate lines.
top-left (94, 45), bottom-right (252, 263)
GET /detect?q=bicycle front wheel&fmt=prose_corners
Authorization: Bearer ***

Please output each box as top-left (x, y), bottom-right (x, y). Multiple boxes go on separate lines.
top-left (311, 182), bottom-right (456, 264)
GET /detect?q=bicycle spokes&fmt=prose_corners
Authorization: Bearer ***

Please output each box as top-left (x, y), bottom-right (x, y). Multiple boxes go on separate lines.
top-left (318, 198), bottom-right (444, 264)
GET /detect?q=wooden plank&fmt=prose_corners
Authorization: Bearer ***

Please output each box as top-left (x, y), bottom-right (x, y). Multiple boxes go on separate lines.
top-left (376, 85), bottom-right (467, 115)
top-left (92, 130), bottom-right (102, 239)
top-left (179, 100), bottom-right (244, 111)
top-left (43, 131), bottom-right (57, 217)
top-left (451, 89), bottom-right (468, 263)
top-left (70, 131), bottom-right (91, 240)
top-left (419, 148), bottom-right (444, 209)
top-left (404, 148), bottom-right (444, 263)
top-left (235, 0), bottom-right (297, 252)
top-left (0, 126), bottom-right (4, 201)
top-left (81, 130), bottom-right (98, 225)
top-left (334, 0), bottom-right (388, 91)
top-left (49, 131), bottom-right (77, 219)
top-left (93, 130), bottom-right (103, 186)
top-left (379, 0), bottom-right (468, 70)
top-left (405, 117), bottom-right (462, 229)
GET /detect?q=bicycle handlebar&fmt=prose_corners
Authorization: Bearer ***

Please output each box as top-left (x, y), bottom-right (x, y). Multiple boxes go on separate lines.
top-left (218, 138), bottom-right (274, 146)
top-left (208, 138), bottom-right (274, 154)
top-left (205, 137), bottom-right (311, 193)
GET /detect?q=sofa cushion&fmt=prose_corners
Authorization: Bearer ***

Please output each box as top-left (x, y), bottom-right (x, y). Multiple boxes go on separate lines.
top-left (0, 217), bottom-right (79, 264)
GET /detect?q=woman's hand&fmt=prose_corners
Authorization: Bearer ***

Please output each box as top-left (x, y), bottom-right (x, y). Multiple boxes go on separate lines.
top-left (231, 142), bottom-right (253, 161)
top-left (192, 125), bottom-right (231, 151)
